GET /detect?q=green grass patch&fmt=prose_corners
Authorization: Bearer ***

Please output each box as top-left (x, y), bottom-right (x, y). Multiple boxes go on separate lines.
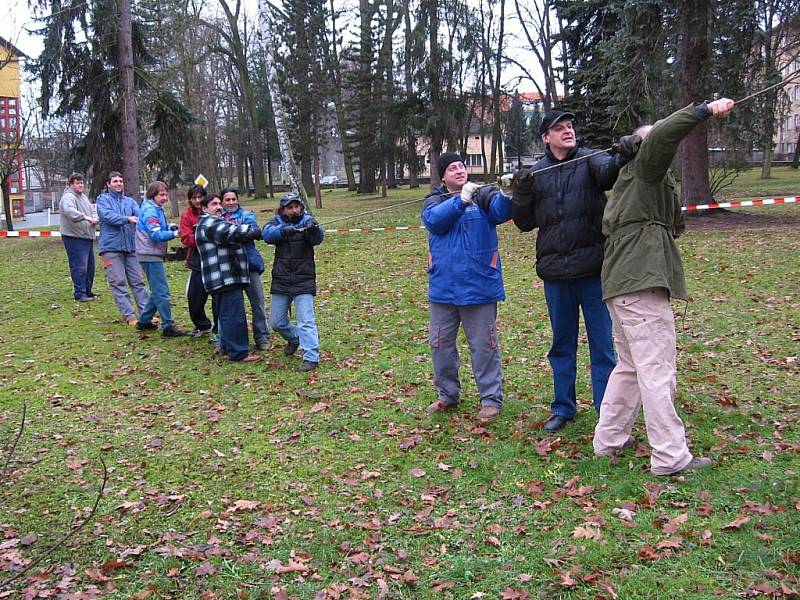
top-left (1, 175), bottom-right (799, 598)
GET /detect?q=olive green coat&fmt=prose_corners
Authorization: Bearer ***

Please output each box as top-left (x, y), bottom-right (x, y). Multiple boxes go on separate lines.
top-left (601, 103), bottom-right (711, 301)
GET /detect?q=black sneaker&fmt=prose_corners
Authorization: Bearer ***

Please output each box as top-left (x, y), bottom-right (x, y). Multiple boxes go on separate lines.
top-left (76, 296), bottom-right (96, 302)
top-left (135, 321), bottom-right (158, 331)
top-left (161, 326), bottom-right (189, 338)
top-left (298, 360), bottom-right (318, 372)
top-left (87, 292), bottom-right (100, 298)
top-left (284, 339), bottom-right (300, 356)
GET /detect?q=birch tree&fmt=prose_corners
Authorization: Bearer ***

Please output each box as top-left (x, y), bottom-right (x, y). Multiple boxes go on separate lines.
top-left (257, 0), bottom-right (308, 208)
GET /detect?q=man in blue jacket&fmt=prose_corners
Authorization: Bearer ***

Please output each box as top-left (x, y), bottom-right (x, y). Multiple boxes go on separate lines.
top-left (221, 188), bottom-right (271, 351)
top-left (422, 153), bottom-right (512, 421)
top-left (135, 181), bottom-right (189, 338)
top-left (96, 171), bottom-right (150, 325)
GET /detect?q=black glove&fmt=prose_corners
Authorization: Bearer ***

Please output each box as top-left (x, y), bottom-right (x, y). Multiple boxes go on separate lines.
top-left (282, 225), bottom-right (297, 237)
top-left (474, 185), bottom-right (498, 213)
top-left (612, 134), bottom-right (642, 161)
top-left (305, 218), bottom-right (320, 231)
top-left (511, 168), bottom-right (537, 231)
top-left (247, 227), bottom-right (262, 241)
top-left (168, 223), bottom-right (179, 231)
top-left (511, 167), bottom-right (534, 197)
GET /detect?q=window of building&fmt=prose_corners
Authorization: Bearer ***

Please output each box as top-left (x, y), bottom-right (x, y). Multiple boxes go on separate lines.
top-left (465, 154), bottom-right (484, 167)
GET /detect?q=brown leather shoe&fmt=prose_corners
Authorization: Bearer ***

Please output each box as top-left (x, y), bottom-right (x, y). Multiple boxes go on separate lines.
top-left (240, 354), bottom-right (262, 362)
top-left (426, 400), bottom-right (456, 414)
top-left (477, 406), bottom-right (501, 421)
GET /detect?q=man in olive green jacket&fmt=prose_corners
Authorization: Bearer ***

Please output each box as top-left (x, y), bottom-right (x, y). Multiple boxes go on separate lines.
top-left (593, 98), bottom-right (735, 476)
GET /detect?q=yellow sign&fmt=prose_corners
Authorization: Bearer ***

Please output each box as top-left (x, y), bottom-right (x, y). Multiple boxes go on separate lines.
top-left (194, 173), bottom-right (209, 188)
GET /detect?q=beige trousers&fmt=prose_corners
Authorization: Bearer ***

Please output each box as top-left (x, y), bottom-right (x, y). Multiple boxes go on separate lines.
top-left (593, 288), bottom-right (693, 475)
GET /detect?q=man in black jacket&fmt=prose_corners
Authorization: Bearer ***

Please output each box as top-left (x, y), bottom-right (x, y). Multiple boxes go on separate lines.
top-left (513, 110), bottom-right (635, 432)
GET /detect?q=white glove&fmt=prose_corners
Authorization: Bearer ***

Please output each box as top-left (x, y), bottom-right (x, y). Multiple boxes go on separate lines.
top-left (461, 182), bottom-right (480, 204)
top-left (499, 173), bottom-right (514, 188)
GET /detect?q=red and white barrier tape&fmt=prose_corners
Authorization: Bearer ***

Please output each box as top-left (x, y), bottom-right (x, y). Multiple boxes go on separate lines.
top-left (682, 195), bottom-right (797, 212)
top-left (2, 196), bottom-right (796, 237)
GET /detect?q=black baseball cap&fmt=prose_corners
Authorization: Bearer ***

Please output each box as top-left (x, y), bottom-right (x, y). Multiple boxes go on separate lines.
top-left (539, 110), bottom-right (576, 136)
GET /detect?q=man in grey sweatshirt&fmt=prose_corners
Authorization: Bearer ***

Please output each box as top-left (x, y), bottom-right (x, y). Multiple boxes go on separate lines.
top-left (59, 173), bottom-right (99, 302)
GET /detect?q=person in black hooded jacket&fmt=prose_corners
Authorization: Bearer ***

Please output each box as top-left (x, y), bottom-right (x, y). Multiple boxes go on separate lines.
top-left (512, 110), bottom-right (637, 433)
top-left (262, 193), bottom-right (324, 372)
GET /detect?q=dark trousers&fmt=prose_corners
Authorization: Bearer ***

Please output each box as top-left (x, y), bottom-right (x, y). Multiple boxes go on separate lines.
top-left (187, 269), bottom-right (212, 331)
top-left (543, 275), bottom-right (616, 418)
top-left (213, 287), bottom-right (249, 360)
top-left (62, 235), bottom-right (96, 299)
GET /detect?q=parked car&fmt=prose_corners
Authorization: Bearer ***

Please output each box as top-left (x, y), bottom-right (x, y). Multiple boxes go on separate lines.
top-left (320, 175), bottom-right (339, 185)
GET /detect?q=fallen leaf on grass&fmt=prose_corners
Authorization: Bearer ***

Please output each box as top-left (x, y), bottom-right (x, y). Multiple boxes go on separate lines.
top-left (656, 537), bottom-right (684, 550)
top-left (277, 561), bottom-right (310, 574)
top-left (229, 500), bottom-right (261, 512)
top-left (722, 515), bottom-right (750, 530)
top-left (500, 588), bottom-right (530, 599)
top-left (611, 507), bottom-right (636, 522)
top-left (194, 562), bottom-right (217, 576)
top-left (408, 468), bottom-right (426, 478)
top-left (401, 570), bottom-right (419, 586)
top-left (572, 525), bottom-right (602, 541)
top-left (661, 513), bottom-right (688, 534)
top-left (638, 545), bottom-right (660, 561)
top-left (101, 558), bottom-right (132, 574)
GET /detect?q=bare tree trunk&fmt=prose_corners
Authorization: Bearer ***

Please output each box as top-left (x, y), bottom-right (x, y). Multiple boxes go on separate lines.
top-left (327, 0), bottom-right (357, 191)
top-left (117, 0), bottom-right (140, 201)
top-left (402, 0), bottom-right (418, 188)
top-left (313, 154), bottom-right (322, 209)
top-left (2, 180), bottom-right (13, 231)
top-left (488, 0), bottom-right (505, 177)
top-left (257, 0), bottom-right (308, 209)
top-left (217, 0), bottom-right (267, 198)
top-left (792, 132), bottom-right (800, 169)
top-left (678, 0), bottom-right (713, 205)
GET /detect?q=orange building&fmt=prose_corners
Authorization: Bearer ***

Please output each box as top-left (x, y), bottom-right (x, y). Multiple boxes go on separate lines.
top-left (0, 36), bottom-right (26, 220)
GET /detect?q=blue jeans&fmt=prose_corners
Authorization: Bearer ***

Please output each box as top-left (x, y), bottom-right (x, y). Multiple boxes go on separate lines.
top-left (139, 261), bottom-right (174, 329)
top-left (215, 287), bottom-right (250, 360)
top-left (269, 293), bottom-right (319, 363)
top-left (245, 272), bottom-right (270, 343)
top-left (543, 275), bottom-right (615, 418)
top-left (62, 235), bottom-right (96, 299)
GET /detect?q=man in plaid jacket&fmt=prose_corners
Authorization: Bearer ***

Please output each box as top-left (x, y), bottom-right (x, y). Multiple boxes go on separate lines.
top-left (195, 194), bottom-right (262, 362)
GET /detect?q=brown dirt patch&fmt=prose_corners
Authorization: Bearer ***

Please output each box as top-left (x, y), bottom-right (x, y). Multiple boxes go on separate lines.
top-left (685, 209), bottom-right (800, 231)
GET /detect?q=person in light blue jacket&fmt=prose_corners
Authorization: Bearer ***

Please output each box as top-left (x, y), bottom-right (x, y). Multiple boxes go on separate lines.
top-left (134, 181), bottom-right (189, 338)
top-left (421, 153), bottom-right (512, 421)
top-left (96, 171), bottom-right (149, 325)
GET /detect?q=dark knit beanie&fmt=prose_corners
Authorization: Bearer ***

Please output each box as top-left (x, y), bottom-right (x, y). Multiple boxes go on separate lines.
top-left (437, 152), bottom-right (464, 179)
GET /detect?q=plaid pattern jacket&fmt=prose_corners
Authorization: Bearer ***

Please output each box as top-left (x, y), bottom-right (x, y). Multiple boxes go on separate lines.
top-left (195, 213), bottom-right (257, 293)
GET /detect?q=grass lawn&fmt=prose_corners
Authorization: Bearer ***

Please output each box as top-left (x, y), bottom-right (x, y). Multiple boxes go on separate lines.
top-left (1, 168), bottom-right (799, 598)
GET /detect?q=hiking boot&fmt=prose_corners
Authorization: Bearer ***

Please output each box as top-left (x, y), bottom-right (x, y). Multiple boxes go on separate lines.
top-left (284, 339), bottom-right (300, 356)
top-left (257, 339), bottom-right (273, 351)
top-left (477, 405), bottom-right (501, 421)
top-left (135, 321), bottom-right (158, 331)
top-left (596, 436), bottom-right (638, 456)
top-left (659, 456), bottom-right (713, 476)
top-left (426, 400), bottom-right (456, 415)
top-left (161, 326), bottom-right (189, 338)
top-left (298, 360), bottom-right (318, 372)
